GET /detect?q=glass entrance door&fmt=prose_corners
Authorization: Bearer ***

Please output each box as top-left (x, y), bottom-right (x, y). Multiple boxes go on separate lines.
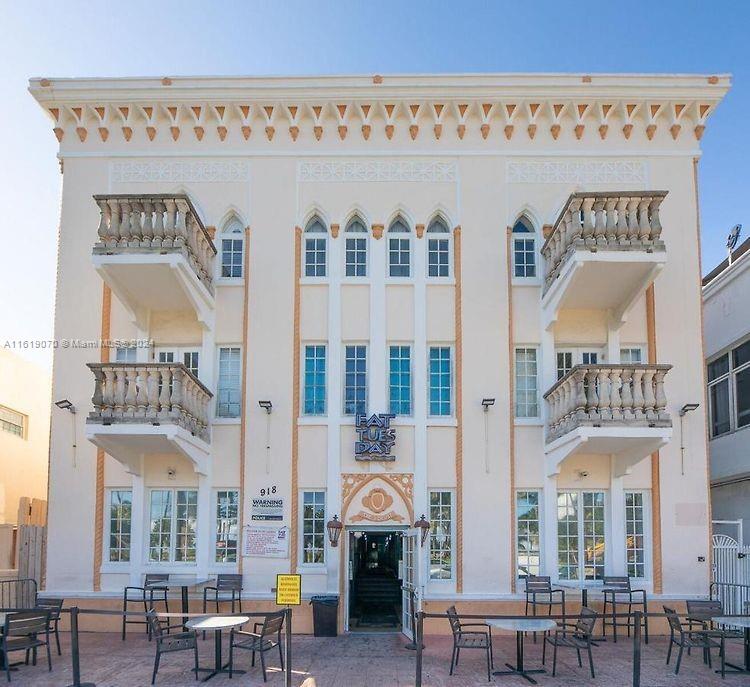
top-left (401, 528), bottom-right (421, 640)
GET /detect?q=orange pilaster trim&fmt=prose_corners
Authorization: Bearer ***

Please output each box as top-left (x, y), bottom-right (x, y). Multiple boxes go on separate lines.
top-left (93, 283), bottom-right (112, 592)
top-left (454, 226), bottom-right (464, 593)
top-left (506, 227), bottom-right (517, 593)
top-left (238, 227), bottom-right (251, 574)
top-left (290, 227), bottom-right (302, 572)
top-left (646, 284), bottom-right (662, 594)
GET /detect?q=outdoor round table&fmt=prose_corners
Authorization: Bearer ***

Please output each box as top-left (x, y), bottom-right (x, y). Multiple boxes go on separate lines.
top-left (487, 618), bottom-right (556, 684)
top-left (711, 616), bottom-right (750, 675)
top-left (185, 615), bottom-right (249, 682)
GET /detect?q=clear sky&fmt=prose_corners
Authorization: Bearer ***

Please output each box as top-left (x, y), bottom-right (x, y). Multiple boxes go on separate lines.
top-left (1, 0), bottom-right (748, 369)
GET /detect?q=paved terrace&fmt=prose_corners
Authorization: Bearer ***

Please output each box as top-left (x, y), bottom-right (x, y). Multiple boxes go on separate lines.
top-left (7, 630), bottom-right (747, 686)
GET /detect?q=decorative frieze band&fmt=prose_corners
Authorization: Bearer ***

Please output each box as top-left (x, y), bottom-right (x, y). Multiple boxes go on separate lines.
top-left (111, 160), bottom-right (250, 183)
top-left (298, 160), bottom-right (457, 183)
top-left (507, 159), bottom-right (648, 184)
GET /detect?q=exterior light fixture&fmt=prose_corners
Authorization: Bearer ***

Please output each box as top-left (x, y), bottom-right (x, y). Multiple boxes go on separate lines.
top-left (258, 400), bottom-right (273, 413)
top-left (481, 398), bottom-right (496, 474)
top-left (679, 403), bottom-right (699, 416)
top-left (55, 399), bottom-right (76, 413)
top-left (326, 514), bottom-right (343, 547)
top-left (414, 514), bottom-right (430, 546)
top-left (481, 398), bottom-right (495, 409)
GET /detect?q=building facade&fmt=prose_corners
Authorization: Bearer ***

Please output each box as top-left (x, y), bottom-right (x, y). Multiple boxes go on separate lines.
top-left (31, 73), bottom-right (727, 633)
top-left (704, 237), bottom-right (750, 545)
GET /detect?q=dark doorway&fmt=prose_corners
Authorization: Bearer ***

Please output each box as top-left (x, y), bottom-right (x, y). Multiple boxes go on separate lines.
top-left (348, 530), bottom-right (403, 631)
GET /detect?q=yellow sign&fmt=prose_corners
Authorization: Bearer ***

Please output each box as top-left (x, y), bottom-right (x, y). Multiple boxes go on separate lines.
top-left (275, 574), bottom-right (302, 606)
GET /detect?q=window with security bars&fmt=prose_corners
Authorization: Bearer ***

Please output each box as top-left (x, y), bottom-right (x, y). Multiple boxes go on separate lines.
top-left (557, 490), bottom-right (606, 581)
top-left (516, 490), bottom-right (541, 578)
top-left (303, 345), bottom-right (327, 415)
top-left (215, 490), bottom-right (239, 563)
top-left (625, 491), bottom-right (646, 578)
top-left (345, 218), bottom-right (368, 277)
top-left (344, 345), bottom-right (367, 415)
top-left (108, 490), bottom-right (132, 562)
top-left (429, 347), bottom-right (452, 416)
top-left (148, 489), bottom-right (198, 563)
top-left (429, 490), bottom-right (453, 580)
top-left (0, 405), bottom-right (25, 438)
top-left (302, 491), bottom-right (326, 564)
top-left (217, 347), bottom-right (241, 418)
top-left (512, 217), bottom-right (536, 278)
top-left (515, 348), bottom-right (539, 417)
top-left (304, 218), bottom-right (327, 277)
top-left (389, 345), bottom-right (412, 415)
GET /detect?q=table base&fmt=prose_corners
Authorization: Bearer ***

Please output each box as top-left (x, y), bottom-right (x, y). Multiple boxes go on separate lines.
top-left (194, 665), bottom-right (246, 682)
top-left (493, 664), bottom-right (546, 684)
top-left (716, 662), bottom-right (750, 676)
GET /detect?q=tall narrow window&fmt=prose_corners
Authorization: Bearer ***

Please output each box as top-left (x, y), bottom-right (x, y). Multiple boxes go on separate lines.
top-left (516, 490), bottom-right (541, 578)
top-left (388, 217), bottom-right (411, 277)
top-left (183, 351), bottom-right (200, 378)
top-left (344, 345), bottom-right (367, 415)
top-left (557, 490), bottom-right (606, 581)
top-left (345, 217), bottom-right (368, 277)
top-left (556, 351), bottom-right (573, 380)
top-left (512, 217), bottom-right (536, 278)
top-left (304, 217), bottom-right (327, 277)
top-left (108, 490), bottom-right (132, 562)
top-left (220, 218), bottom-right (244, 278)
top-left (427, 217), bottom-right (450, 278)
top-left (429, 490), bottom-right (453, 580)
top-left (625, 491), bottom-right (646, 579)
top-left (303, 345), bottom-right (327, 415)
top-left (428, 346), bottom-right (452, 416)
top-left (708, 354), bottom-right (731, 437)
top-left (389, 345), bottom-right (412, 415)
top-left (515, 347), bottom-right (539, 418)
top-left (148, 489), bottom-right (197, 563)
top-left (302, 491), bottom-right (326, 564)
top-left (215, 490), bottom-right (239, 563)
top-left (217, 347), bottom-right (241, 418)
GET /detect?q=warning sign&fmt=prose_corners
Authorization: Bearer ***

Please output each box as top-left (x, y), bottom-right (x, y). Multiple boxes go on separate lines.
top-left (275, 574), bottom-right (302, 606)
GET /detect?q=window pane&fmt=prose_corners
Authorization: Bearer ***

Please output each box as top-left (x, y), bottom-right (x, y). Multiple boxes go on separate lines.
top-left (221, 236), bottom-right (243, 278)
top-left (302, 491), bottom-right (326, 564)
top-left (345, 220), bottom-right (367, 277)
top-left (303, 345), bottom-right (327, 415)
top-left (304, 233), bottom-right (327, 277)
top-left (109, 490), bottom-right (132, 562)
top-left (344, 346), bottom-right (367, 415)
top-left (0, 405), bottom-right (25, 438)
top-left (149, 490), bottom-right (172, 563)
top-left (175, 490), bottom-right (198, 563)
top-left (736, 367), bottom-right (750, 428)
top-left (215, 490), bottom-right (239, 563)
top-left (217, 347), bottom-right (241, 418)
top-left (734, 341), bottom-right (750, 369)
top-left (388, 232), bottom-right (411, 277)
top-left (625, 492), bottom-right (646, 578)
top-left (620, 348), bottom-right (643, 364)
top-left (427, 238), bottom-right (450, 278)
top-left (515, 348), bottom-right (539, 418)
top-left (710, 378), bottom-right (731, 437)
top-left (516, 491), bottom-right (540, 577)
top-left (429, 347), bottom-right (451, 416)
top-left (429, 491), bottom-right (452, 580)
top-left (389, 345), bottom-right (412, 415)
top-left (708, 354), bottom-right (729, 381)
top-left (557, 492), bottom-right (579, 580)
top-left (582, 491), bottom-right (605, 580)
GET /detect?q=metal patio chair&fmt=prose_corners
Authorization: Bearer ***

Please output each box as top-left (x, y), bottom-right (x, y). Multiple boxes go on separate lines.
top-left (228, 611), bottom-right (285, 682)
top-left (524, 576), bottom-right (566, 642)
top-left (122, 574), bottom-right (170, 640)
top-left (446, 605), bottom-right (493, 682)
top-left (35, 598), bottom-right (64, 656)
top-left (601, 576), bottom-right (648, 643)
top-left (686, 599), bottom-right (743, 665)
top-left (145, 610), bottom-right (198, 685)
top-left (202, 574), bottom-right (243, 638)
top-left (1, 610), bottom-right (52, 682)
top-left (542, 607), bottom-right (597, 678)
top-left (663, 605), bottom-right (723, 675)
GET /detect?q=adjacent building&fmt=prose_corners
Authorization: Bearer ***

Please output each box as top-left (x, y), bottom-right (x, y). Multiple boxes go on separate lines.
top-left (703, 236), bottom-right (750, 544)
top-left (30, 73), bottom-right (728, 634)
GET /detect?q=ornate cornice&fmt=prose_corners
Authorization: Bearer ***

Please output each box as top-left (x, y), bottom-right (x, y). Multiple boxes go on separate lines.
top-left (30, 74), bottom-right (729, 146)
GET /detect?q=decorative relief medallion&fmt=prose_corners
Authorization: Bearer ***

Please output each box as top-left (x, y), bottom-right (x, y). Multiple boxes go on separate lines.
top-left (342, 473), bottom-right (414, 525)
top-left (361, 487), bottom-right (392, 514)
top-left (111, 160), bottom-right (250, 183)
top-left (507, 159), bottom-right (648, 184)
top-left (298, 160), bottom-right (457, 183)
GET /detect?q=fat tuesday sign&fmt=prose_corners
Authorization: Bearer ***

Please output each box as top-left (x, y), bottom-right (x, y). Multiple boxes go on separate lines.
top-left (355, 413), bottom-right (396, 461)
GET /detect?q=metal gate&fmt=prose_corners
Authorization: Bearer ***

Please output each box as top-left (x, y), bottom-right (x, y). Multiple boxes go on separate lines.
top-left (712, 534), bottom-right (750, 614)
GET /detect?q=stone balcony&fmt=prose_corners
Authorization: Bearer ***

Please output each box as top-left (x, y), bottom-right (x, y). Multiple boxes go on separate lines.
top-left (540, 191), bottom-right (667, 329)
top-left (92, 194), bottom-right (216, 328)
top-left (85, 362), bottom-right (212, 475)
top-left (543, 363), bottom-right (673, 477)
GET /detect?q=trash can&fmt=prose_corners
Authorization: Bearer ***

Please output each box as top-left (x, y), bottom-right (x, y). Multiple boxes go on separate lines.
top-left (310, 595), bottom-right (339, 637)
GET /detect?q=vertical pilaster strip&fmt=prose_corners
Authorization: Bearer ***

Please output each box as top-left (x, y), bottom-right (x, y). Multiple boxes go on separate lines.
top-left (506, 227), bottom-right (516, 593)
top-left (290, 227), bottom-right (302, 572)
top-left (646, 284), bottom-right (662, 594)
top-left (238, 227), bottom-right (250, 574)
top-left (693, 156), bottom-right (714, 574)
top-left (453, 226), bottom-right (464, 593)
top-left (93, 283), bottom-right (111, 592)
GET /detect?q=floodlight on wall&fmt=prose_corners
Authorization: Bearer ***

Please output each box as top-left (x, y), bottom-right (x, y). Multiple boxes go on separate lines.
top-left (679, 403), bottom-right (700, 476)
top-left (54, 399), bottom-right (77, 468)
top-left (54, 399), bottom-right (76, 413)
top-left (481, 398), bottom-right (495, 409)
top-left (258, 400), bottom-right (273, 413)
top-left (481, 398), bottom-right (495, 474)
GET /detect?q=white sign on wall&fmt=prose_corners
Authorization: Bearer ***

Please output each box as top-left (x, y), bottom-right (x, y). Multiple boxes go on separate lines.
top-left (251, 498), bottom-right (284, 521)
top-left (242, 525), bottom-right (289, 558)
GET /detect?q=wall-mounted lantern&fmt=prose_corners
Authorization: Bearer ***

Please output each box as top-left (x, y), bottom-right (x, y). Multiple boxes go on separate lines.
top-left (326, 514), bottom-right (343, 547)
top-left (414, 514), bottom-right (430, 546)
